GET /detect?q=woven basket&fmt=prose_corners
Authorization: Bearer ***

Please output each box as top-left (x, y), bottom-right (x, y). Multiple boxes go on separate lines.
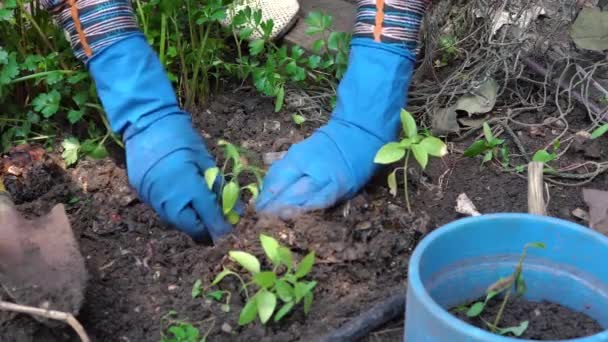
top-left (223, 0), bottom-right (300, 41)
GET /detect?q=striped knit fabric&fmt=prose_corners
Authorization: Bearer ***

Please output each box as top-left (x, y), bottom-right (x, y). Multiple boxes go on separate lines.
top-left (41, 0), bottom-right (140, 62)
top-left (354, 0), bottom-right (430, 52)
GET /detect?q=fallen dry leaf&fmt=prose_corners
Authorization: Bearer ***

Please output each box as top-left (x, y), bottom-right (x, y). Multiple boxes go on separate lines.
top-left (583, 188), bottom-right (608, 235)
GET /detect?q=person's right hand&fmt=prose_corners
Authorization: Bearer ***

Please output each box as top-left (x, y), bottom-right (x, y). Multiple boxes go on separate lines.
top-left (122, 112), bottom-right (233, 242)
top-left (42, 0), bottom-right (234, 242)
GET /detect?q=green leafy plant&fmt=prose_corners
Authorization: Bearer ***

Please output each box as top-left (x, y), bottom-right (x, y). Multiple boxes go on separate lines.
top-left (229, 9), bottom-right (351, 112)
top-left (374, 109), bottom-right (447, 213)
top-left (203, 139), bottom-right (264, 224)
top-left (208, 234), bottom-right (317, 325)
top-left (0, 1), bottom-right (119, 162)
top-left (463, 122), bottom-right (506, 166)
top-left (461, 242), bottom-right (546, 337)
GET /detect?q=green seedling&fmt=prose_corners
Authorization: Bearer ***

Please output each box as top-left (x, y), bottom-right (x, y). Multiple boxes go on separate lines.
top-left (160, 311), bottom-right (210, 342)
top-left (374, 109), bottom-right (447, 213)
top-left (292, 114), bottom-right (307, 126)
top-left (192, 279), bottom-right (231, 312)
top-left (463, 242), bottom-right (546, 337)
top-left (209, 234), bottom-right (317, 326)
top-left (463, 122), bottom-right (505, 167)
top-left (203, 140), bottom-right (264, 224)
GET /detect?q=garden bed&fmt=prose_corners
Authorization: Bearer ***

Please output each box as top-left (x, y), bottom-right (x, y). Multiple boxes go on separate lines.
top-left (0, 87), bottom-right (606, 341)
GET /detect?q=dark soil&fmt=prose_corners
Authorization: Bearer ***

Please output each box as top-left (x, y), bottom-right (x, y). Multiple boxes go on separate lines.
top-left (1, 87), bottom-right (606, 341)
top-left (451, 297), bottom-right (604, 340)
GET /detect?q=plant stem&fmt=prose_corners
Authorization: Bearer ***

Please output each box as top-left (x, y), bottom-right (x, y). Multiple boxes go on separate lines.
top-left (492, 288), bottom-right (511, 332)
top-left (159, 13), bottom-right (167, 66)
top-left (403, 150), bottom-right (411, 213)
top-left (10, 70), bottom-right (74, 84)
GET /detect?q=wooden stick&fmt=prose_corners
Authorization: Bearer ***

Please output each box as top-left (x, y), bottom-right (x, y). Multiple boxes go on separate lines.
top-left (527, 161), bottom-right (547, 216)
top-left (0, 300), bottom-right (90, 342)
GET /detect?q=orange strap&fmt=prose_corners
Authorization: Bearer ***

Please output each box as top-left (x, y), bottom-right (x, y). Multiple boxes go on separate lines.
top-left (67, 0), bottom-right (93, 57)
top-left (373, 0), bottom-right (385, 42)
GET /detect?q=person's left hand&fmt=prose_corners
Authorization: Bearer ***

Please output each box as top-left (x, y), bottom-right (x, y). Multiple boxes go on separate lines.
top-left (256, 40), bottom-right (416, 219)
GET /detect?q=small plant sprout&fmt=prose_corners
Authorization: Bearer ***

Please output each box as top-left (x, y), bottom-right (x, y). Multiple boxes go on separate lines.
top-left (463, 242), bottom-right (546, 337)
top-left (531, 140), bottom-right (561, 174)
top-left (463, 122), bottom-right (506, 167)
top-left (209, 234), bottom-right (317, 326)
top-left (160, 310), bottom-right (212, 342)
top-left (374, 109), bottom-right (447, 213)
top-left (203, 140), bottom-right (264, 224)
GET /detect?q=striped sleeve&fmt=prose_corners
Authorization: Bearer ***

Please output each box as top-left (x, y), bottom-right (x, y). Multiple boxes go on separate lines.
top-left (42, 0), bottom-right (140, 62)
top-left (354, 0), bottom-right (430, 52)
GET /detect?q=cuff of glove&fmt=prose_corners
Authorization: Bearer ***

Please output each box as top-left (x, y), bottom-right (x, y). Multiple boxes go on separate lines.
top-left (43, 0), bottom-right (140, 63)
top-left (353, 0), bottom-right (430, 53)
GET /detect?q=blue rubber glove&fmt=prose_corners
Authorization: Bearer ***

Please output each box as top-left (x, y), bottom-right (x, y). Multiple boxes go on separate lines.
top-left (88, 35), bottom-right (232, 242)
top-left (256, 39), bottom-right (416, 218)
top-left (256, 0), bottom-right (429, 218)
top-left (41, 1), bottom-right (232, 241)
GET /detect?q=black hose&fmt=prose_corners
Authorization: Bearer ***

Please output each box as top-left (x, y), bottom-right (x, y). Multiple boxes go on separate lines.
top-left (318, 290), bottom-right (407, 342)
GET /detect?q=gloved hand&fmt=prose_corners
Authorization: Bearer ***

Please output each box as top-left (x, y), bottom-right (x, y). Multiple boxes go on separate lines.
top-left (256, 0), bottom-right (429, 218)
top-left (42, 0), bottom-right (232, 241)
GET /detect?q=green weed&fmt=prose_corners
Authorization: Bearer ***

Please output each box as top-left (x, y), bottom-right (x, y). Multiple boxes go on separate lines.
top-left (463, 122), bottom-right (506, 167)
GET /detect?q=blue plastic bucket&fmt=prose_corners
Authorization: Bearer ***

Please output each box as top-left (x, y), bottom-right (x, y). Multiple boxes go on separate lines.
top-left (405, 213), bottom-right (608, 341)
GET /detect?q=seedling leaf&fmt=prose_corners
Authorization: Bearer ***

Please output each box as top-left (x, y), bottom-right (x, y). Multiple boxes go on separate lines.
top-left (295, 251), bottom-right (315, 278)
top-left (591, 124), bottom-right (608, 139)
top-left (211, 268), bottom-right (236, 286)
top-left (204, 167), bottom-right (219, 190)
top-left (222, 181), bottom-right (239, 214)
top-left (483, 122), bottom-right (494, 143)
top-left (526, 242), bottom-right (546, 249)
top-left (532, 150), bottom-right (556, 164)
top-left (498, 320), bottom-right (529, 337)
top-left (260, 234), bottom-right (281, 265)
top-left (229, 251), bottom-right (260, 274)
top-left (243, 183), bottom-right (259, 200)
top-left (412, 144), bottom-right (429, 169)
top-left (275, 280), bottom-right (294, 302)
top-left (482, 151), bottom-right (493, 163)
top-left (191, 279), bottom-right (202, 298)
top-left (295, 281), bottom-right (317, 303)
top-left (304, 291), bottom-right (314, 315)
top-left (278, 247), bottom-right (294, 270)
top-left (420, 136), bottom-right (447, 157)
top-left (466, 302), bottom-right (485, 317)
top-left (274, 301), bottom-right (295, 321)
top-left (226, 210), bottom-right (240, 225)
top-left (387, 170), bottom-right (398, 197)
top-left (239, 297), bottom-right (258, 325)
top-left (374, 143), bottom-right (406, 164)
top-left (401, 109), bottom-right (417, 139)
top-left (253, 271), bottom-right (277, 289)
top-left (256, 290), bottom-right (277, 324)
top-left (463, 140), bottom-right (486, 157)
top-left (292, 114), bottom-right (306, 125)
top-left (206, 290), bottom-right (225, 302)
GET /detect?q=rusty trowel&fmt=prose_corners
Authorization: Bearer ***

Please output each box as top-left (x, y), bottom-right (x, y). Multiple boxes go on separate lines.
top-left (0, 176), bottom-right (87, 322)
